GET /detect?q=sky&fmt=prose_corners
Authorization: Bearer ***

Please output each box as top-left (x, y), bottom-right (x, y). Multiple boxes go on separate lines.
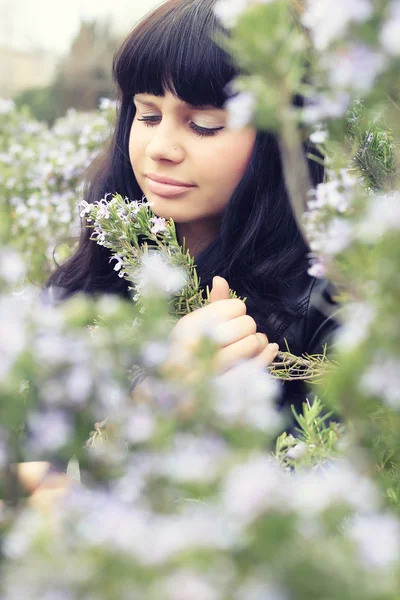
top-left (0, 0), bottom-right (162, 55)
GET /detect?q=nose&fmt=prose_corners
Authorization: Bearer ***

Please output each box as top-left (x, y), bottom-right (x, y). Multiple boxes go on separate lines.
top-left (145, 120), bottom-right (184, 162)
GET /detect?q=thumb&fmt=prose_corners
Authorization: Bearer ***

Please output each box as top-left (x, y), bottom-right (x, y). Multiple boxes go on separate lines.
top-left (209, 276), bottom-right (230, 303)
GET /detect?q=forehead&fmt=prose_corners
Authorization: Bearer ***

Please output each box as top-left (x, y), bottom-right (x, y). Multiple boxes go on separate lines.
top-left (133, 93), bottom-right (224, 112)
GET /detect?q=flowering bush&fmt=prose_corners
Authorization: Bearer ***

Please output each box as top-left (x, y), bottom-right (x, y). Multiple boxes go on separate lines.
top-left (1, 0), bottom-right (400, 598)
top-left (0, 98), bottom-right (116, 284)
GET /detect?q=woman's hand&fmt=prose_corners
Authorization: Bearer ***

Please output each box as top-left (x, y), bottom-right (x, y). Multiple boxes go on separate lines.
top-left (14, 462), bottom-right (75, 511)
top-left (168, 276), bottom-right (279, 375)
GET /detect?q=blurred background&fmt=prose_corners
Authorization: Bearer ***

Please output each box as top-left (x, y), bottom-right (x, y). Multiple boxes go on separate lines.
top-left (0, 0), bottom-right (162, 123)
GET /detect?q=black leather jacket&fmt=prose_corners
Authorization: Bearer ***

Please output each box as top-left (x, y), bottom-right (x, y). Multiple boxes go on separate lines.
top-left (271, 272), bottom-right (341, 433)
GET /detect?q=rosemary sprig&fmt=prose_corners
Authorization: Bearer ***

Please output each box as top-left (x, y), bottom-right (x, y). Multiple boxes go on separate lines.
top-left (83, 193), bottom-right (334, 382)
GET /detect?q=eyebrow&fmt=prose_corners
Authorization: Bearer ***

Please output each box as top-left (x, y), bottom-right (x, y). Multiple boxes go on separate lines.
top-left (133, 95), bottom-right (221, 111)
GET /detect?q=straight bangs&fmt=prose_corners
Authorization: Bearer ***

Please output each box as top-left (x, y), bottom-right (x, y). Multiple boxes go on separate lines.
top-left (113, 0), bottom-right (239, 108)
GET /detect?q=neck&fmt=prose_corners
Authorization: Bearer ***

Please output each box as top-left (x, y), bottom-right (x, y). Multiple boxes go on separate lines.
top-left (176, 220), bottom-right (221, 259)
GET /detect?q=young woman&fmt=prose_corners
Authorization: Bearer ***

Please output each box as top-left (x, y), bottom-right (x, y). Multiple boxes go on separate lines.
top-left (45, 0), bottom-right (340, 427)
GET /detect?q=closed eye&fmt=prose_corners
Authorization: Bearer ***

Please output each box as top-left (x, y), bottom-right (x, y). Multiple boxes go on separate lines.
top-left (136, 115), bottom-right (225, 138)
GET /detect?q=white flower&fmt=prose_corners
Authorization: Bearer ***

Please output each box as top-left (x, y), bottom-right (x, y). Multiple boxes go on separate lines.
top-left (0, 98), bottom-right (15, 115)
top-left (380, 2), bottom-right (400, 55)
top-left (150, 216), bottom-right (168, 234)
top-left (356, 191), bottom-right (400, 241)
top-left (307, 260), bottom-right (326, 279)
top-left (78, 200), bottom-right (93, 218)
top-left (158, 434), bottom-right (229, 484)
top-left (291, 461), bottom-right (379, 515)
top-left (222, 454), bottom-right (288, 522)
top-left (95, 199), bottom-right (110, 220)
top-left (98, 97), bottom-right (116, 111)
top-left (325, 44), bottom-right (387, 92)
top-left (334, 301), bottom-right (375, 351)
top-left (0, 250), bottom-right (26, 284)
top-left (123, 405), bottom-right (155, 444)
top-left (302, 0), bottom-right (373, 51)
top-left (235, 579), bottom-right (289, 600)
top-left (309, 129), bottom-right (328, 144)
top-left (28, 409), bottom-right (72, 453)
top-left (346, 513), bottom-right (400, 568)
top-left (302, 93), bottom-right (350, 123)
top-left (134, 251), bottom-right (187, 297)
top-left (212, 360), bottom-right (281, 433)
top-left (225, 91), bottom-right (256, 129)
top-left (360, 356), bottom-right (400, 408)
top-left (324, 217), bottom-right (353, 255)
top-left (214, 0), bottom-right (249, 28)
top-left (162, 570), bottom-right (220, 600)
top-left (214, 0), bottom-right (275, 28)
top-left (109, 254), bottom-right (125, 272)
top-left (286, 442), bottom-right (307, 460)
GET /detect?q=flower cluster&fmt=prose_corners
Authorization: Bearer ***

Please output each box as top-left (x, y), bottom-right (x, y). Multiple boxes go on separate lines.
top-left (0, 99), bottom-right (117, 283)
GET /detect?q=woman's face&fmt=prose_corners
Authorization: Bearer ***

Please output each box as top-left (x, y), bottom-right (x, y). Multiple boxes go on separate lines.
top-left (129, 91), bottom-right (257, 236)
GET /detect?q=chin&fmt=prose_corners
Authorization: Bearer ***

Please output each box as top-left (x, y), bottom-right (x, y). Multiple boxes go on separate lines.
top-left (144, 197), bottom-right (188, 222)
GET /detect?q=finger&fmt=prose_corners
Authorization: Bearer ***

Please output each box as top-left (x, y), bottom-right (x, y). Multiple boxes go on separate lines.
top-left (171, 298), bottom-right (246, 341)
top-left (14, 462), bottom-right (52, 494)
top-left (29, 484), bottom-right (72, 512)
top-left (215, 333), bottom-right (268, 373)
top-left (252, 342), bottom-right (279, 368)
top-left (214, 314), bottom-right (258, 347)
top-left (209, 276), bottom-right (230, 303)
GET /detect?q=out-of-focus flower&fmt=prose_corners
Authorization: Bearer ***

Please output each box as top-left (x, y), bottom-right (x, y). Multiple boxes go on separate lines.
top-left (222, 454), bottom-right (288, 522)
top-left (302, 93), bottom-right (350, 123)
top-left (0, 427), bottom-right (8, 469)
top-left (302, 0), bottom-right (373, 51)
top-left (123, 405), bottom-right (156, 444)
top-left (134, 251), bottom-right (187, 298)
top-left (323, 217), bottom-right (353, 255)
top-left (214, 0), bottom-right (274, 29)
top-left (286, 442), bottom-right (307, 460)
top-left (235, 578), bottom-right (289, 600)
top-left (346, 513), bottom-right (400, 568)
top-left (0, 297), bottom-right (28, 381)
top-left (157, 433), bottom-right (229, 484)
top-left (162, 569), bottom-right (221, 600)
top-left (324, 44), bottom-right (387, 91)
top-left (27, 409), bottom-right (73, 453)
top-left (308, 171), bottom-right (356, 213)
top-left (307, 259), bottom-right (326, 279)
top-left (310, 129), bottom-right (328, 144)
top-left (0, 98), bottom-right (15, 114)
top-left (380, 2), bottom-right (400, 55)
top-left (360, 356), bottom-right (400, 408)
top-left (225, 91), bottom-right (256, 129)
top-left (291, 461), bottom-right (379, 515)
top-left (98, 97), bottom-right (117, 111)
top-left (0, 250), bottom-right (26, 284)
top-left (356, 191), bottom-right (400, 241)
top-left (334, 302), bottom-right (375, 351)
top-left (213, 360), bottom-right (281, 432)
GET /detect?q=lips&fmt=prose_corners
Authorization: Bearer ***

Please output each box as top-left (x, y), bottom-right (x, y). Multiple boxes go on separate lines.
top-left (145, 174), bottom-right (195, 198)
top-left (146, 173), bottom-right (195, 187)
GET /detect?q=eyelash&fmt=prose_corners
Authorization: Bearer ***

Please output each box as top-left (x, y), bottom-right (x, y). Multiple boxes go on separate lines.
top-left (137, 116), bottom-right (224, 138)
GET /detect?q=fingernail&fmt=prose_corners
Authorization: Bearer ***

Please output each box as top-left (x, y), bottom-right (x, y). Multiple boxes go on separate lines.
top-left (256, 333), bottom-right (267, 346)
top-left (267, 343), bottom-right (279, 351)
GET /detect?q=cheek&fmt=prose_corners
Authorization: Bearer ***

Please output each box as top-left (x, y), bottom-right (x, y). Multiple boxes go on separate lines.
top-left (203, 129), bottom-right (256, 190)
top-left (129, 124), bottom-right (141, 169)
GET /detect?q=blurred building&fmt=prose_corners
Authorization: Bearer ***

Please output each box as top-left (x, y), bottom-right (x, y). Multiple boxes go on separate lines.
top-left (54, 20), bottom-right (120, 114)
top-left (0, 45), bottom-right (60, 98)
